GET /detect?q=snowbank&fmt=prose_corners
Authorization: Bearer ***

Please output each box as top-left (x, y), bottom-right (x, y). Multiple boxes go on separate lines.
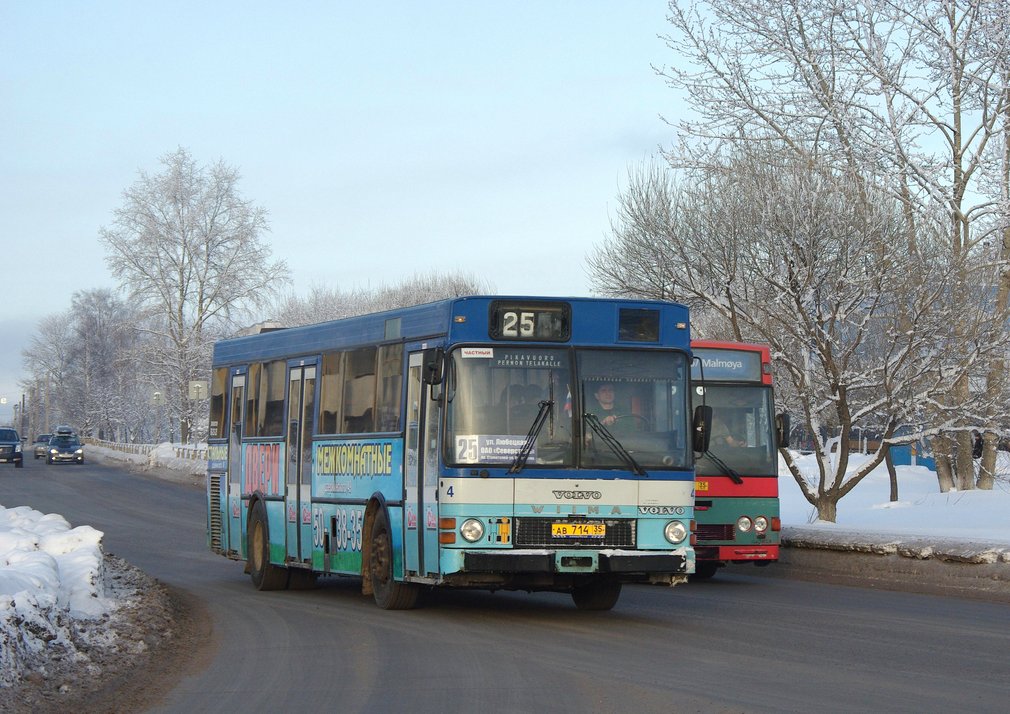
top-left (0, 506), bottom-right (113, 687)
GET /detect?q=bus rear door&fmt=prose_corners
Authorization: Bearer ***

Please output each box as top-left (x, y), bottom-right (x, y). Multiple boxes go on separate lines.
top-left (285, 363), bottom-right (316, 564)
top-left (227, 372), bottom-right (246, 556)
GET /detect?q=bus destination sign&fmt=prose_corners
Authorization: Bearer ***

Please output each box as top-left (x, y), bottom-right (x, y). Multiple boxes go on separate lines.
top-left (691, 348), bottom-right (763, 382)
top-left (488, 300), bottom-right (571, 342)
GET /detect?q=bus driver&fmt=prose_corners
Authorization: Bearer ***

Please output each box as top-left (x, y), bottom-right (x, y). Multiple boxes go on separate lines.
top-left (591, 383), bottom-right (621, 427)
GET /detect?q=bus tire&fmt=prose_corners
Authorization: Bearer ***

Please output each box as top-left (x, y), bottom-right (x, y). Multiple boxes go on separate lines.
top-left (248, 500), bottom-right (288, 591)
top-left (571, 579), bottom-right (622, 610)
top-left (368, 508), bottom-right (418, 610)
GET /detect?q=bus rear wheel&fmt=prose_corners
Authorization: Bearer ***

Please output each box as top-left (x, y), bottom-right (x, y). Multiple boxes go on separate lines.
top-left (248, 500), bottom-right (288, 591)
top-left (368, 509), bottom-right (419, 610)
top-left (571, 579), bottom-right (622, 610)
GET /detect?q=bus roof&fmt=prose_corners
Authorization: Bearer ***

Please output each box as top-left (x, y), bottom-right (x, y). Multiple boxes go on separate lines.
top-left (212, 295), bottom-right (691, 366)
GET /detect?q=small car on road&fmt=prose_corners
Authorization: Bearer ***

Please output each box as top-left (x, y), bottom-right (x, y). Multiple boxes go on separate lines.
top-left (47, 431), bottom-right (84, 464)
top-left (33, 433), bottom-right (53, 459)
top-left (0, 428), bottom-right (24, 468)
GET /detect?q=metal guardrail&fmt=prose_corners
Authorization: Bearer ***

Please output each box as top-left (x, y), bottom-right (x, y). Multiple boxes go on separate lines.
top-left (82, 438), bottom-right (208, 461)
top-left (173, 445), bottom-right (209, 460)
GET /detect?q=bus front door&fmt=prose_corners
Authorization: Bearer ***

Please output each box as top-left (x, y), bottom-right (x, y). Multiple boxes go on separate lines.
top-left (405, 352), bottom-right (440, 579)
top-left (285, 364), bottom-right (316, 564)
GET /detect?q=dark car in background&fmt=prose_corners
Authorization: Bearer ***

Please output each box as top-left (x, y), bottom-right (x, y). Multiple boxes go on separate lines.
top-left (47, 430), bottom-right (84, 464)
top-left (0, 428), bottom-right (24, 468)
top-left (33, 433), bottom-right (53, 459)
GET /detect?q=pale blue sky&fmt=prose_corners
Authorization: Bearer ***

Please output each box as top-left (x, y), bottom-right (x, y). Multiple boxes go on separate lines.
top-left (0, 1), bottom-right (683, 422)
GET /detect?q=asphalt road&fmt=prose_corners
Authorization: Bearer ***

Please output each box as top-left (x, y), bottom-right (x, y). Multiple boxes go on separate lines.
top-left (2, 456), bottom-right (1009, 713)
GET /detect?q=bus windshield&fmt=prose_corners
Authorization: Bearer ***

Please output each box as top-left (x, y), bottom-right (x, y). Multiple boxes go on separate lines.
top-left (693, 383), bottom-right (777, 476)
top-left (444, 346), bottom-right (690, 471)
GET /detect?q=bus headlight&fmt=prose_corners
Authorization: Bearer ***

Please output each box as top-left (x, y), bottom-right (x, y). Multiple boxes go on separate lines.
top-left (664, 520), bottom-right (688, 544)
top-left (753, 516), bottom-right (769, 533)
top-left (736, 516), bottom-right (753, 533)
top-left (460, 518), bottom-right (485, 543)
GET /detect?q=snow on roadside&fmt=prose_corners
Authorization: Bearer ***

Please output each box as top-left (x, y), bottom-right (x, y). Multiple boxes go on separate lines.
top-left (0, 506), bottom-right (113, 687)
top-left (0, 441), bottom-right (198, 692)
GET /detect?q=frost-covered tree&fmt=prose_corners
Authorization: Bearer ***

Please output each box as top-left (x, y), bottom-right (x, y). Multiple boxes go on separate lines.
top-left (65, 290), bottom-right (140, 439)
top-left (589, 156), bottom-right (1006, 520)
top-left (99, 148), bottom-right (289, 443)
top-left (660, 0), bottom-right (1010, 489)
top-left (367, 271), bottom-right (495, 312)
top-left (270, 271), bottom-right (494, 327)
top-left (22, 312), bottom-right (75, 433)
top-left (21, 291), bottom-right (147, 440)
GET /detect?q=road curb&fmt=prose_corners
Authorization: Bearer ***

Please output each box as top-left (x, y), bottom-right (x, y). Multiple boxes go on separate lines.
top-left (745, 527), bottom-right (1010, 603)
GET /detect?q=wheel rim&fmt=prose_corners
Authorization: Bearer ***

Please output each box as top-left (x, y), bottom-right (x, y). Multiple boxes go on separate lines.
top-left (251, 520), bottom-right (264, 572)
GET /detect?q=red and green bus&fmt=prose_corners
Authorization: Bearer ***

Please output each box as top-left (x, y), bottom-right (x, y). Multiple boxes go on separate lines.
top-left (206, 296), bottom-right (709, 609)
top-left (690, 340), bottom-right (787, 579)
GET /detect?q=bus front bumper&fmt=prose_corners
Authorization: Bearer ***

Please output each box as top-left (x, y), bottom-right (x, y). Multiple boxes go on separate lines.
top-left (459, 548), bottom-right (690, 575)
top-left (695, 544), bottom-right (780, 563)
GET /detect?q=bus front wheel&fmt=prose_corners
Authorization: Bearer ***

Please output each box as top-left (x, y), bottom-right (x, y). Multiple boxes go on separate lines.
top-left (571, 579), bottom-right (622, 610)
top-left (368, 509), bottom-right (419, 610)
top-left (248, 500), bottom-right (288, 591)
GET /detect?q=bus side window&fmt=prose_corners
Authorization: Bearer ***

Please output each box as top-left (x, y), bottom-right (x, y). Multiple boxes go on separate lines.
top-left (319, 351), bottom-right (344, 435)
top-left (209, 367), bottom-right (227, 439)
top-left (344, 346), bottom-right (377, 433)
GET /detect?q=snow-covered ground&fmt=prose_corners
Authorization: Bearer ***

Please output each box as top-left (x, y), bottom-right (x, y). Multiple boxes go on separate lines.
top-left (1, 443), bottom-right (1008, 691)
top-left (782, 451), bottom-right (1010, 546)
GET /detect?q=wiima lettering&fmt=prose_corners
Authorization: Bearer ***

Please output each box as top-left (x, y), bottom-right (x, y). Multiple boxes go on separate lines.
top-left (532, 504), bottom-right (619, 514)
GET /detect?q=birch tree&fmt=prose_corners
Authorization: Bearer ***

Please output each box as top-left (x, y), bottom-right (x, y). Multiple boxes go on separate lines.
top-left (100, 148), bottom-right (289, 443)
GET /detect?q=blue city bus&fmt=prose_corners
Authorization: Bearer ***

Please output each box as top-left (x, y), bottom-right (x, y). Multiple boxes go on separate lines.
top-left (206, 296), bottom-right (706, 610)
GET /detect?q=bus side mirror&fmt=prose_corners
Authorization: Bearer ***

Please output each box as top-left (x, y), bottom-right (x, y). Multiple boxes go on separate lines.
top-left (692, 405), bottom-right (712, 454)
top-left (776, 412), bottom-right (790, 448)
top-left (422, 347), bottom-right (444, 385)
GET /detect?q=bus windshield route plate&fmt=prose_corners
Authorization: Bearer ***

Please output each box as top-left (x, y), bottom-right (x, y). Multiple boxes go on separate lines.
top-left (551, 522), bottom-right (606, 538)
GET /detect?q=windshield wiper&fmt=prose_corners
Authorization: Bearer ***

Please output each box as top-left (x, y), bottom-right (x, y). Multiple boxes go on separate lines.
top-left (584, 413), bottom-right (647, 476)
top-left (703, 450), bottom-right (743, 484)
top-left (508, 400), bottom-right (554, 474)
